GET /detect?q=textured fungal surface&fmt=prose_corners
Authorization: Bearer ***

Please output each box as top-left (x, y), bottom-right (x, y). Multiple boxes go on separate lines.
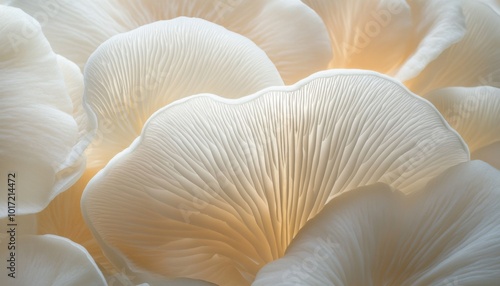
top-left (83, 70), bottom-right (468, 285)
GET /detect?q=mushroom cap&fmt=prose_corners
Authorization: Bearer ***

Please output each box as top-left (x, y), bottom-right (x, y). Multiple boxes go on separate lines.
top-left (302, 0), bottom-right (500, 95)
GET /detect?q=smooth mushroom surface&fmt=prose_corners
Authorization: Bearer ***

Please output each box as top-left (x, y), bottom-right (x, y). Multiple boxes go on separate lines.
top-left (82, 70), bottom-right (468, 285)
top-left (0, 6), bottom-right (95, 217)
top-left (471, 142), bottom-right (500, 169)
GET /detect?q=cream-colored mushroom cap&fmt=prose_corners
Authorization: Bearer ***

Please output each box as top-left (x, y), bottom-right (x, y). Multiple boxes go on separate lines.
top-left (82, 70), bottom-right (468, 285)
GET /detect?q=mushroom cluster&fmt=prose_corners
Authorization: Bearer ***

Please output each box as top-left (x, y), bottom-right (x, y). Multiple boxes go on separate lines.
top-left (1, 0), bottom-right (499, 285)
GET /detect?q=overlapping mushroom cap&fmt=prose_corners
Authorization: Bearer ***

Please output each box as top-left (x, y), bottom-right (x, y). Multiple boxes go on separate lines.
top-left (83, 17), bottom-right (283, 168)
top-left (0, 6), bottom-right (96, 217)
top-left (7, 0), bottom-right (332, 83)
top-left (254, 161), bottom-right (500, 285)
top-left (82, 70), bottom-right (468, 285)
